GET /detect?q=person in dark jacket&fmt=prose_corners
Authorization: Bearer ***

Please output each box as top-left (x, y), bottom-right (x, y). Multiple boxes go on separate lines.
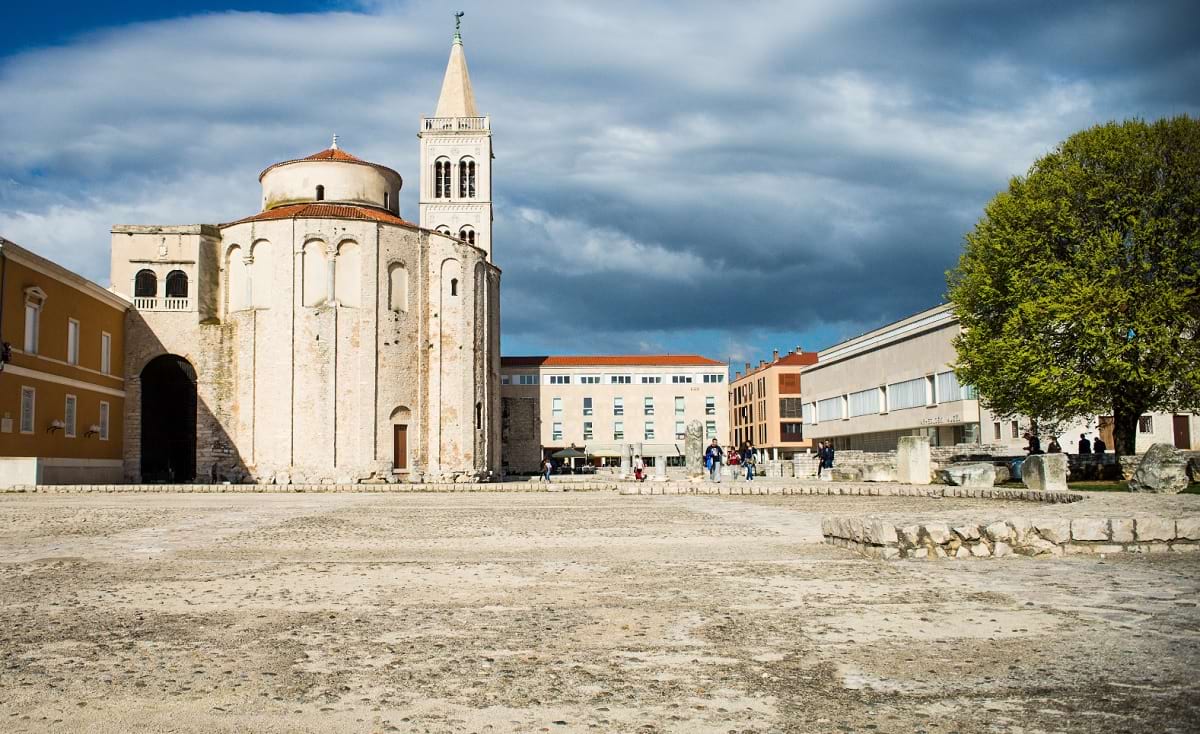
top-left (1078, 433), bottom-right (1091, 455)
top-left (1092, 436), bottom-right (1107, 454)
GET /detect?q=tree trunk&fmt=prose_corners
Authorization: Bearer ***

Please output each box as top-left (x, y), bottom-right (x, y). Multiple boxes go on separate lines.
top-left (1112, 403), bottom-right (1140, 457)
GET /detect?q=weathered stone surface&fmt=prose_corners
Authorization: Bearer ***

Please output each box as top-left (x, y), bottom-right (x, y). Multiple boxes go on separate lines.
top-left (1129, 443), bottom-right (1191, 494)
top-left (1007, 517), bottom-right (1032, 543)
top-left (993, 464), bottom-right (1012, 485)
top-left (1021, 454), bottom-right (1068, 492)
top-left (924, 523), bottom-right (952, 545)
top-left (864, 520), bottom-right (898, 546)
top-left (1033, 519), bottom-right (1071, 544)
top-left (896, 436), bottom-right (931, 484)
top-left (900, 525), bottom-right (922, 547)
top-left (685, 421), bottom-right (705, 478)
top-left (984, 521), bottom-right (1012, 543)
top-left (1071, 518), bottom-right (1110, 542)
top-left (1177, 517), bottom-right (1200, 541)
top-left (953, 524), bottom-right (981, 541)
top-left (993, 541), bottom-right (1013, 557)
top-left (1135, 516), bottom-right (1175, 542)
top-left (860, 462), bottom-right (897, 482)
top-left (969, 543), bottom-right (991, 557)
top-left (955, 545), bottom-right (972, 558)
top-left (831, 467), bottom-right (864, 482)
top-left (1110, 518), bottom-right (1135, 544)
top-left (937, 462), bottom-right (996, 488)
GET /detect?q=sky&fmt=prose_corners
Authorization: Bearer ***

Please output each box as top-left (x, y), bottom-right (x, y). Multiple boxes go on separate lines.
top-left (2, 0), bottom-right (1197, 367)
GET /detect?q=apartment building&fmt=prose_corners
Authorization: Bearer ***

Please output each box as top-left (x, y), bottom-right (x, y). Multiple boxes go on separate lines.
top-left (728, 347), bottom-right (819, 459)
top-left (802, 303), bottom-right (1198, 452)
top-left (499, 355), bottom-right (729, 473)
top-left (0, 237), bottom-right (128, 485)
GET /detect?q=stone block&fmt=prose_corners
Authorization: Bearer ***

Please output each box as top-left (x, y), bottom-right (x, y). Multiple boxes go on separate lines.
top-left (924, 523), bottom-right (952, 545)
top-left (1092, 544), bottom-right (1125, 555)
top-left (937, 462), bottom-right (996, 488)
top-left (1134, 517), bottom-right (1174, 542)
top-left (1110, 518), bottom-right (1135, 544)
top-left (896, 436), bottom-right (931, 484)
top-left (993, 541), bottom-right (1013, 557)
top-left (831, 467), bottom-right (864, 482)
top-left (1033, 519), bottom-right (1071, 544)
top-left (1129, 443), bottom-right (1190, 494)
top-left (1071, 518), bottom-right (1110, 542)
top-left (860, 462), bottom-right (897, 482)
top-left (864, 520), bottom-right (898, 546)
top-left (969, 542), bottom-right (992, 557)
top-left (984, 521), bottom-right (1012, 543)
top-left (953, 524), bottom-right (981, 541)
top-left (1022, 454), bottom-right (1068, 492)
top-left (1176, 517), bottom-right (1200, 541)
top-left (1007, 517), bottom-right (1033, 543)
top-left (909, 547), bottom-right (929, 559)
top-left (899, 525), bottom-right (922, 547)
top-left (993, 464), bottom-right (1012, 484)
top-left (1172, 543), bottom-right (1200, 553)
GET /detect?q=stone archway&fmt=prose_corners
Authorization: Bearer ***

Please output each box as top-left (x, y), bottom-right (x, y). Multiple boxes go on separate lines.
top-left (140, 354), bottom-right (198, 482)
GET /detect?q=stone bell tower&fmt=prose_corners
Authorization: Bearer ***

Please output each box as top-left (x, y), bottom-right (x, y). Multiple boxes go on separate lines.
top-left (419, 12), bottom-right (493, 261)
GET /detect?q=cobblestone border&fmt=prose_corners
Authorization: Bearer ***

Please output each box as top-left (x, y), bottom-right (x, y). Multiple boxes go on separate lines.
top-left (619, 483), bottom-right (1085, 502)
top-left (0, 482), bottom-right (619, 494)
top-left (823, 515), bottom-right (1200, 560)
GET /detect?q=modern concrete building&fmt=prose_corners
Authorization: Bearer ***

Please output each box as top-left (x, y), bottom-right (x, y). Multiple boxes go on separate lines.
top-left (0, 237), bottom-right (129, 486)
top-left (728, 347), bottom-right (819, 459)
top-left (802, 304), bottom-right (1199, 452)
top-left (499, 355), bottom-right (729, 473)
top-left (107, 27), bottom-right (501, 484)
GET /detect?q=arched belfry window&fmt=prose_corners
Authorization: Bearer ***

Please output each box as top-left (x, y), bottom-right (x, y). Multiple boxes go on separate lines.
top-left (450, 278), bottom-right (458, 296)
top-left (458, 226), bottom-right (476, 246)
top-left (134, 270), bottom-right (158, 298)
top-left (459, 157), bottom-right (476, 198)
top-left (434, 158), bottom-right (451, 198)
top-left (436, 225), bottom-right (451, 235)
top-left (316, 185), bottom-right (325, 201)
top-left (165, 270), bottom-right (189, 298)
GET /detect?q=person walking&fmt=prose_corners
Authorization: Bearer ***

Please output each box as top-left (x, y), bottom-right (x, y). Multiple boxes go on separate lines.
top-left (633, 454), bottom-right (646, 482)
top-left (823, 441), bottom-right (835, 474)
top-left (1077, 433), bottom-right (1091, 455)
top-left (542, 458), bottom-right (553, 483)
top-left (705, 439), bottom-right (724, 483)
top-left (1047, 436), bottom-right (1062, 453)
top-left (1092, 435), bottom-right (1107, 454)
top-left (742, 442), bottom-right (756, 481)
top-left (815, 443), bottom-right (825, 478)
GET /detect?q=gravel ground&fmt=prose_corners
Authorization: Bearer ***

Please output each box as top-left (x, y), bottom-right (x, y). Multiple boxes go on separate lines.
top-left (1, 492), bottom-right (1198, 733)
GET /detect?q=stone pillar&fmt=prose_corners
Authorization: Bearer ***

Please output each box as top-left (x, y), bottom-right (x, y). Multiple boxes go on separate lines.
top-left (685, 420), bottom-right (704, 479)
top-left (1021, 454), bottom-right (1068, 491)
top-left (620, 444), bottom-right (631, 478)
top-left (896, 436), bottom-right (931, 484)
top-left (654, 457), bottom-right (667, 480)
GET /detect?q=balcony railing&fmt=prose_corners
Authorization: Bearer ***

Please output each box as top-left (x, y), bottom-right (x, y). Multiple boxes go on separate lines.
top-left (134, 297), bottom-right (192, 311)
top-left (421, 116), bottom-right (490, 132)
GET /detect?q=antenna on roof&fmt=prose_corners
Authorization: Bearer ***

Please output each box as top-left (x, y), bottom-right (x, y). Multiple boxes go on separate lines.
top-left (331, 134), bottom-right (339, 150)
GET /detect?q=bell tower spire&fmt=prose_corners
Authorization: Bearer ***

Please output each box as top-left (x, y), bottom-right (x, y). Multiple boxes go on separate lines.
top-left (419, 12), bottom-right (493, 260)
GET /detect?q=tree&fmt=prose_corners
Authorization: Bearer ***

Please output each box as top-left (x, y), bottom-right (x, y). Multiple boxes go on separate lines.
top-left (948, 116), bottom-right (1200, 456)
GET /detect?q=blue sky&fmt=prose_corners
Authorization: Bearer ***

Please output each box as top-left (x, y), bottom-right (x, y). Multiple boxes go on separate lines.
top-left (2, 1), bottom-right (1197, 366)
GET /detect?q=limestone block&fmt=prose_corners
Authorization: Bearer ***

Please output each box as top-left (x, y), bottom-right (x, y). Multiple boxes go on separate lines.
top-left (1129, 443), bottom-right (1191, 494)
top-left (993, 541), bottom-right (1013, 557)
top-left (896, 436), bottom-right (931, 484)
top-left (924, 523), bottom-right (952, 545)
top-left (900, 525), bottom-right (922, 547)
top-left (932, 545), bottom-right (948, 558)
top-left (1176, 517), bottom-right (1200, 541)
top-left (1033, 519), bottom-right (1071, 544)
top-left (1071, 518), bottom-right (1110, 542)
top-left (1172, 543), bottom-right (1199, 553)
top-left (955, 545), bottom-right (972, 559)
top-left (1007, 518), bottom-right (1033, 543)
top-left (953, 524), bottom-right (981, 541)
top-left (860, 462), bottom-right (897, 482)
top-left (831, 467), bottom-right (864, 482)
top-left (881, 546), bottom-right (901, 560)
top-left (993, 464), bottom-right (1012, 485)
top-left (864, 520), bottom-right (898, 546)
top-left (1134, 517), bottom-right (1174, 542)
top-left (1092, 544), bottom-right (1125, 555)
top-left (1021, 454), bottom-right (1068, 492)
top-left (821, 517), bottom-right (835, 536)
top-left (685, 421), bottom-right (704, 478)
top-left (969, 543), bottom-right (991, 557)
top-left (937, 462), bottom-right (996, 488)
top-left (984, 521), bottom-right (1012, 543)
top-left (1110, 518), bottom-right (1135, 544)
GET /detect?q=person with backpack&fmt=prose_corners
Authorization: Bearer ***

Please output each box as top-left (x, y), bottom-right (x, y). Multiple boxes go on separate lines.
top-left (704, 439), bottom-right (724, 483)
top-left (742, 442), bottom-right (756, 481)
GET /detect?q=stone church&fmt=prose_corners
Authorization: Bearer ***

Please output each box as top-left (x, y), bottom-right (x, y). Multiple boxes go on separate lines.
top-left (109, 26), bottom-right (500, 484)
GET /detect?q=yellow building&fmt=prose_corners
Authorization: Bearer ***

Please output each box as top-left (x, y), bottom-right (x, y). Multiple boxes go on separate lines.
top-left (0, 237), bottom-right (128, 485)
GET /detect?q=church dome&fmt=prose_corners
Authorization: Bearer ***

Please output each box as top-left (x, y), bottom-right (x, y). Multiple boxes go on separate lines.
top-left (258, 140), bottom-right (403, 215)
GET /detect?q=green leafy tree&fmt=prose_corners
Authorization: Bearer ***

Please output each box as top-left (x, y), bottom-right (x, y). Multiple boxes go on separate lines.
top-left (948, 116), bottom-right (1200, 455)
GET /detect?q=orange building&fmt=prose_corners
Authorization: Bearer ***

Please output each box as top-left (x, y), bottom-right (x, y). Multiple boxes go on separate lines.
top-left (728, 348), bottom-right (819, 459)
top-left (0, 237), bottom-right (128, 485)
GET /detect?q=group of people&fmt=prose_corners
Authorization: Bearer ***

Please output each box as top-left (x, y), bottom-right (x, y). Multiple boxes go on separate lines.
top-left (814, 441), bottom-right (835, 477)
top-left (1023, 431), bottom-right (1107, 456)
top-left (704, 440), bottom-right (760, 481)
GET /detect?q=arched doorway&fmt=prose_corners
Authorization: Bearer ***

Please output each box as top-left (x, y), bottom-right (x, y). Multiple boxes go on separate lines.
top-left (140, 354), bottom-right (197, 482)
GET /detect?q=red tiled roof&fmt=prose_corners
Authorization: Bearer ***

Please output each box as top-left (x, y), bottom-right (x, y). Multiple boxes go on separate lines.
top-left (732, 350), bottom-right (819, 382)
top-left (222, 203), bottom-right (418, 228)
top-left (501, 355), bottom-right (726, 368)
top-left (258, 147), bottom-right (401, 181)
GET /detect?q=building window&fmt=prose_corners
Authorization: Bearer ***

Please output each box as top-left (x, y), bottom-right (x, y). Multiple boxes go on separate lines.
top-left (613, 397), bottom-right (624, 416)
top-left (1010, 420), bottom-right (1019, 439)
top-left (640, 375), bottom-right (662, 384)
top-left (20, 387), bottom-right (35, 434)
top-left (23, 302), bottom-right (40, 353)
top-left (436, 225), bottom-right (452, 235)
top-left (450, 278), bottom-right (458, 296)
top-left (675, 396), bottom-right (685, 416)
top-left (552, 397), bottom-right (562, 417)
top-left (66, 319), bottom-right (80, 365)
top-left (316, 184), bottom-right (325, 201)
top-left (583, 397), bottom-right (593, 416)
top-left (705, 396), bottom-right (716, 415)
top-left (549, 375), bottom-right (570, 385)
top-left (64, 395), bottom-right (77, 438)
top-left (134, 269), bottom-right (157, 298)
top-left (609, 374), bottom-right (631, 384)
top-left (501, 374), bottom-right (511, 385)
top-left (779, 397), bottom-right (804, 419)
top-left (644, 396), bottom-right (654, 415)
top-left (101, 332), bottom-right (112, 374)
top-left (583, 421), bottom-right (593, 440)
top-left (517, 374), bottom-right (538, 385)
top-left (613, 421), bottom-right (624, 440)
top-left (781, 422), bottom-right (803, 440)
top-left (165, 270), bottom-right (188, 298)
top-left (846, 390), bottom-right (879, 418)
top-left (672, 375), bottom-right (693, 384)
top-left (675, 420), bottom-right (685, 439)
top-left (817, 397), bottom-right (842, 422)
top-left (644, 421), bottom-right (655, 440)
top-left (886, 377), bottom-right (927, 411)
top-left (703, 374), bottom-right (724, 383)
top-left (459, 157), bottom-right (476, 198)
top-left (580, 375), bottom-right (601, 384)
top-left (803, 402), bottom-right (815, 424)
top-left (1138, 416), bottom-right (1154, 433)
top-left (552, 422), bottom-right (563, 441)
top-left (99, 401), bottom-right (110, 441)
top-left (434, 158), bottom-right (451, 198)
top-left (705, 421), bottom-right (717, 439)
top-left (993, 421), bottom-right (1002, 441)
top-left (458, 226), bottom-right (476, 246)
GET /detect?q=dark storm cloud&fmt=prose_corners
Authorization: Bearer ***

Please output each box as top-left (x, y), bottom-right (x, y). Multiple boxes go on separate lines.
top-left (1, 0), bottom-right (1195, 361)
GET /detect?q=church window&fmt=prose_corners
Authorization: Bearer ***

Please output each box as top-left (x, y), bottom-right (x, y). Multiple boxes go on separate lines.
top-left (302, 242), bottom-right (327, 307)
top-left (436, 225), bottom-right (451, 235)
top-left (383, 191), bottom-right (389, 209)
top-left (227, 246), bottom-right (249, 311)
top-left (434, 158), bottom-right (451, 198)
top-left (250, 240), bottom-right (271, 308)
top-left (334, 241), bottom-right (361, 307)
top-left (388, 263), bottom-right (409, 312)
top-left (134, 269), bottom-right (157, 298)
top-left (165, 270), bottom-right (188, 298)
top-left (475, 402), bottom-right (482, 430)
top-left (458, 226), bottom-right (476, 245)
top-left (459, 157), bottom-right (476, 198)
top-left (450, 278), bottom-right (458, 296)
top-left (316, 185), bottom-right (325, 201)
